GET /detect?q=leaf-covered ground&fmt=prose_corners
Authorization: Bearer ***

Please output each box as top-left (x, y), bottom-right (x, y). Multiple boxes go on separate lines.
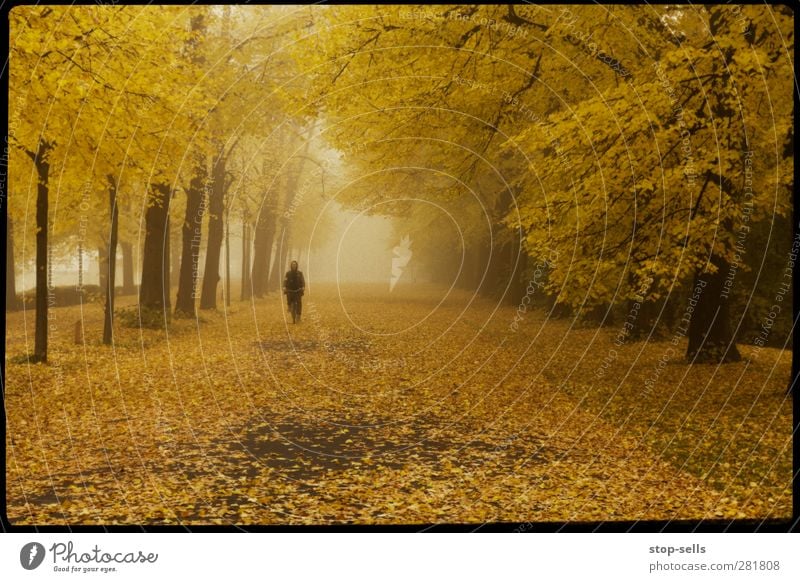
top-left (4, 284), bottom-right (792, 525)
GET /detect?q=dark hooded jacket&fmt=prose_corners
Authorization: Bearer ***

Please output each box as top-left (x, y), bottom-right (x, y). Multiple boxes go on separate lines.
top-left (283, 269), bottom-right (305, 295)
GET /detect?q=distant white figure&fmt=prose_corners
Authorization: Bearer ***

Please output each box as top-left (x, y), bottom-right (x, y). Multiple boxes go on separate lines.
top-left (390, 235), bottom-right (413, 292)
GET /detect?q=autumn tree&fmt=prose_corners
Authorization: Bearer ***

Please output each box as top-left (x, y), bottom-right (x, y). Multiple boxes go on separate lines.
top-left (8, 7), bottom-right (171, 357)
top-left (505, 5), bottom-right (792, 362)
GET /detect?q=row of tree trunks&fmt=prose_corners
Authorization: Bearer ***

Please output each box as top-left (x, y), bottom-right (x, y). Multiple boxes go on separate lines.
top-left (6, 226), bottom-right (137, 313)
top-left (253, 155), bottom-right (283, 297)
top-left (18, 144), bottom-right (741, 369)
top-left (267, 130), bottom-right (313, 293)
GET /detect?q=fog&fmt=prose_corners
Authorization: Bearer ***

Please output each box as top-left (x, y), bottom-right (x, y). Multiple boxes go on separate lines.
top-left (21, 202), bottom-right (423, 294)
top-left (304, 205), bottom-right (406, 286)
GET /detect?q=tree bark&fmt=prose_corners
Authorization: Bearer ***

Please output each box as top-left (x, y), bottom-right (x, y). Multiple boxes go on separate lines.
top-left (139, 183), bottom-right (172, 311)
top-left (224, 207), bottom-right (231, 307)
top-left (6, 218), bottom-right (21, 311)
top-left (77, 238), bottom-right (83, 293)
top-left (169, 216), bottom-right (179, 290)
top-left (98, 245), bottom-right (108, 292)
top-left (241, 219), bottom-right (251, 300)
top-left (267, 227), bottom-right (283, 293)
top-left (269, 229), bottom-right (291, 291)
top-left (683, 11), bottom-right (742, 364)
top-left (175, 169), bottom-right (205, 315)
top-left (200, 149), bottom-right (226, 309)
top-left (32, 141), bottom-right (51, 362)
top-left (121, 241), bottom-right (135, 294)
top-left (175, 11), bottom-right (208, 314)
top-left (252, 206), bottom-right (276, 297)
top-left (103, 177), bottom-right (119, 345)
top-left (686, 255), bottom-right (742, 363)
top-left (165, 216), bottom-right (171, 303)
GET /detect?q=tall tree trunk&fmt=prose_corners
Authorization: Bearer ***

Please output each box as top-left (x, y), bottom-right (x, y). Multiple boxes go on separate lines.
top-left (121, 241), bottom-right (135, 294)
top-left (684, 13), bottom-right (742, 364)
top-left (224, 207), bottom-right (231, 307)
top-left (77, 238), bottom-right (83, 293)
top-left (252, 207), bottom-right (276, 297)
top-left (267, 233), bottom-right (283, 293)
top-left (139, 183), bottom-right (172, 311)
top-left (270, 229), bottom-right (291, 292)
top-left (241, 219), bottom-right (251, 300)
top-left (165, 217), bottom-right (171, 303)
top-left (6, 218), bottom-right (21, 311)
top-left (175, 11), bottom-right (208, 314)
top-left (268, 214), bottom-right (296, 294)
top-left (32, 141), bottom-right (51, 362)
top-left (175, 169), bottom-right (205, 315)
top-left (200, 149), bottom-right (226, 309)
top-left (103, 177), bottom-right (119, 345)
top-left (686, 255), bottom-right (742, 363)
top-left (169, 217), bottom-right (179, 291)
top-left (98, 245), bottom-right (108, 292)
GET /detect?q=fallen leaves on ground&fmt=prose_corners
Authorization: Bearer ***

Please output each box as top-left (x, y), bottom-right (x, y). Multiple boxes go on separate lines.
top-left (4, 284), bottom-right (792, 525)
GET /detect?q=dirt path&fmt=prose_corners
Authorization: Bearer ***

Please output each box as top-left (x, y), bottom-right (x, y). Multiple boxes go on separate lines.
top-left (5, 285), bottom-right (790, 525)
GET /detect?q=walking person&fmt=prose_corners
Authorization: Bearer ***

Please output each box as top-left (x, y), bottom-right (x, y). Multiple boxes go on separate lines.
top-left (282, 260), bottom-right (305, 323)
